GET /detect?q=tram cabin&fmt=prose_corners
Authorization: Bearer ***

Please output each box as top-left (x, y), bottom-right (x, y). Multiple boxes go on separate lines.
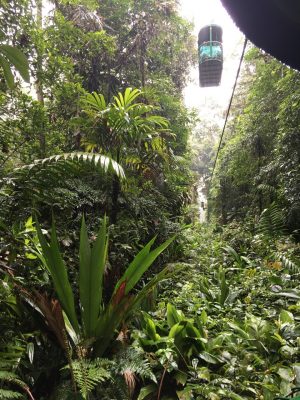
top-left (198, 25), bottom-right (223, 87)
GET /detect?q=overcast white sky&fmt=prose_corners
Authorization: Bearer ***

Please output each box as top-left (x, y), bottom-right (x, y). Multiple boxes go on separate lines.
top-left (179, 0), bottom-right (244, 125)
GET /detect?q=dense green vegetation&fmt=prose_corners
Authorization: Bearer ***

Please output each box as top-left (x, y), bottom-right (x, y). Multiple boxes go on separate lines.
top-left (0, 1), bottom-right (299, 399)
top-left (210, 48), bottom-right (300, 235)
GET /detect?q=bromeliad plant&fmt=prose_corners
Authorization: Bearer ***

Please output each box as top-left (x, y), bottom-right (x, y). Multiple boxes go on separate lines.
top-left (35, 216), bottom-right (178, 357)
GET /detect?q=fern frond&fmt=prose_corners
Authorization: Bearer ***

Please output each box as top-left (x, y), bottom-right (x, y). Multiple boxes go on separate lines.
top-left (0, 371), bottom-right (24, 385)
top-left (114, 347), bottom-right (157, 383)
top-left (94, 375), bottom-right (129, 400)
top-left (0, 370), bottom-right (30, 399)
top-left (64, 358), bottom-right (111, 399)
top-left (0, 389), bottom-right (23, 399)
top-left (258, 202), bottom-right (285, 237)
top-left (256, 183), bottom-right (277, 195)
top-left (275, 253), bottom-right (300, 274)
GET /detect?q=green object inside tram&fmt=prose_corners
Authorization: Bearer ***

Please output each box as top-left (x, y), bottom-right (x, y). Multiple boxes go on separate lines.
top-left (199, 43), bottom-right (222, 62)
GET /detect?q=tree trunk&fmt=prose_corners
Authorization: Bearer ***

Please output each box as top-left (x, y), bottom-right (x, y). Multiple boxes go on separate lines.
top-left (110, 150), bottom-right (121, 224)
top-left (110, 175), bottom-right (120, 224)
top-left (35, 0), bottom-right (46, 157)
top-left (256, 136), bottom-right (263, 214)
top-left (140, 34), bottom-right (146, 88)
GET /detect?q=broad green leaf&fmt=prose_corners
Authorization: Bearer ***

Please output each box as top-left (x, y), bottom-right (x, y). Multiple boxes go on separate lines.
top-left (36, 220), bottom-right (79, 333)
top-left (199, 351), bottom-right (220, 364)
top-left (167, 303), bottom-right (183, 328)
top-left (130, 263), bottom-right (186, 314)
top-left (293, 364), bottom-right (300, 385)
top-left (185, 322), bottom-right (201, 338)
top-left (229, 393), bottom-right (245, 400)
top-left (138, 384), bottom-right (157, 400)
top-left (63, 311), bottom-right (80, 345)
top-left (125, 236), bottom-right (175, 294)
top-left (197, 367), bottom-right (210, 381)
top-left (228, 322), bottom-right (249, 339)
top-left (169, 322), bottom-right (185, 339)
top-left (279, 310), bottom-right (294, 324)
top-left (200, 309), bottom-right (208, 324)
top-left (274, 290), bottom-right (300, 300)
top-left (146, 318), bottom-right (159, 341)
top-left (174, 370), bottom-right (188, 385)
top-left (0, 54), bottom-right (14, 88)
top-left (90, 216), bottom-right (108, 304)
top-left (79, 216), bottom-right (92, 334)
top-left (79, 216), bottom-right (108, 336)
top-left (0, 44), bottom-right (29, 82)
top-left (113, 236), bottom-right (156, 295)
top-left (218, 267), bottom-right (229, 306)
top-left (177, 388), bottom-right (193, 400)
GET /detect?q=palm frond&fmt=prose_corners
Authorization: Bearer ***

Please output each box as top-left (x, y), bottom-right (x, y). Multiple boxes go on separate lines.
top-left (14, 152), bottom-right (125, 180)
top-left (0, 152), bottom-right (125, 204)
top-left (81, 92), bottom-right (107, 113)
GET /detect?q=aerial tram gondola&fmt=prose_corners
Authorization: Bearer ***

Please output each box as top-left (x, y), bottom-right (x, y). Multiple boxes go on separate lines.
top-left (198, 24), bottom-right (223, 87)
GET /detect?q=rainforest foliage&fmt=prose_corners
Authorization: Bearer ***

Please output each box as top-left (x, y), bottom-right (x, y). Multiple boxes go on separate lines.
top-left (0, 1), bottom-right (300, 399)
top-left (210, 48), bottom-right (300, 235)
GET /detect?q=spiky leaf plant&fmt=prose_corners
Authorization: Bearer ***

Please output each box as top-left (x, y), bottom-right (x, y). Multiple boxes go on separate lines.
top-left (34, 215), bottom-right (180, 357)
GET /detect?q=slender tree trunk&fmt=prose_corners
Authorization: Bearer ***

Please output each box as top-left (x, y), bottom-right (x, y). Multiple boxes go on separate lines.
top-left (111, 176), bottom-right (120, 224)
top-left (138, 18), bottom-right (147, 89)
top-left (220, 178), bottom-right (228, 224)
top-left (140, 35), bottom-right (146, 88)
top-left (35, 0), bottom-right (46, 157)
top-left (256, 137), bottom-right (263, 214)
top-left (110, 149), bottom-right (121, 224)
top-left (74, 90), bottom-right (81, 150)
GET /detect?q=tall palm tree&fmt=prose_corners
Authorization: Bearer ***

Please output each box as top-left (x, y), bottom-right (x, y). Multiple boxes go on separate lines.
top-left (81, 87), bottom-right (170, 222)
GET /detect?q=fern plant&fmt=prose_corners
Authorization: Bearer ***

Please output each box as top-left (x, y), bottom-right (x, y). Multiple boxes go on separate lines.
top-left (258, 202), bottom-right (286, 238)
top-left (0, 363), bottom-right (34, 400)
top-left (64, 358), bottom-right (111, 400)
top-left (112, 347), bottom-right (156, 396)
top-left (275, 253), bottom-right (300, 274)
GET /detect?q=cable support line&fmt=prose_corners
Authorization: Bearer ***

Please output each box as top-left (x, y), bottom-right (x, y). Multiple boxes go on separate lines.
top-left (210, 36), bottom-right (248, 181)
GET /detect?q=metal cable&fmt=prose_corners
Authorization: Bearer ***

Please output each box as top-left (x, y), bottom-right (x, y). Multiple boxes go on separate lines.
top-left (210, 37), bottom-right (248, 181)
